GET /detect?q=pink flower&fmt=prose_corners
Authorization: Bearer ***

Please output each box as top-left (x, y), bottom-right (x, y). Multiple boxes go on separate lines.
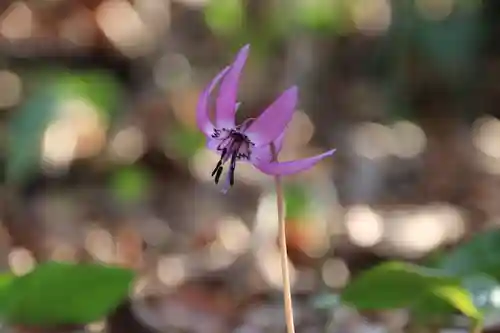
top-left (197, 44), bottom-right (336, 192)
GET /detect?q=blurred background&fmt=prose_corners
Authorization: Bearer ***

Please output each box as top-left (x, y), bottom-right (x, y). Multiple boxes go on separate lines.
top-left (0, 0), bottom-right (498, 332)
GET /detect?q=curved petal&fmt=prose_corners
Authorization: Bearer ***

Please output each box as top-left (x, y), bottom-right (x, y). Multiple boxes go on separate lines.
top-left (197, 66), bottom-right (230, 136)
top-left (253, 149), bottom-right (336, 176)
top-left (216, 44), bottom-right (250, 129)
top-left (244, 86), bottom-right (298, 147)
top-left (250, 132), bottom-right (285, 163)
top-left (273, 132), bottom-right (286, 154)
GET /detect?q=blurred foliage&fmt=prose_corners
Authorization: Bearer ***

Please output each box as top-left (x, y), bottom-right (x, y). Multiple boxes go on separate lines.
top-left (0, 262), bottom-right (134, 326)
top-left (7, 87), bottom-right (59, 185)
top-left (110, 166), bottom-right (152, 204)
top-left (204, 0), bottom-right (245, 38)
top-left (168, 124), bottom-right (206, 159)
top-left (291, 0), bottom-right (351, 34)
top-left (341, 262), bottom-right (481, 322)
top-left (342, 229), bottom-right (500, 326)
top-left (284, 182), bottom-right (311, 221)
top-left (413, 0), bottom-right (481, 81)
top-left (7, 70), bottom-right (122, 185)
top-left (439, 229), bottom-right (500, 280)
top-left (54, 71), bottom-right (122, 122)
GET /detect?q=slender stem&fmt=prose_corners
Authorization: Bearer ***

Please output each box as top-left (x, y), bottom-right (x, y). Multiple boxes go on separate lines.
top-left (270, 143), bottom-right (295, 333)
top-left (472, 319), bottom-right (482, 333)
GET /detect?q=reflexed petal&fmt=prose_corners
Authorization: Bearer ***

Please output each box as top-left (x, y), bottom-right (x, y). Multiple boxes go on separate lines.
top-left (273, 131), bottom-right (285, 154)
top-left (244, 86), bottom-right (297, 147)
top-left (253, 149), bottom-right (336, 175)
top-left (250, 132), bottom-right (285, 163)
top-left (216, 44), bottom-right (250, 129)
top-left (197, 66), bottom-right (230, 136)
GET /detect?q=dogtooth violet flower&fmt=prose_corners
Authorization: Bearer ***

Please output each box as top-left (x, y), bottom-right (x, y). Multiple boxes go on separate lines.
top-left (197, 44), bottom-right (336, 192)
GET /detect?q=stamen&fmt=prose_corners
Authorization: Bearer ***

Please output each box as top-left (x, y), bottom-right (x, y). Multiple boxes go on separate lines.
top-left (214, 166), bottom-right (223, 184)
top-left (229, 151), bottom-right (237, 186)
top-left (211, 148), bottom-right (227, 177)
top-left (221, 148), bottom-right (227, 159)
top-left (210, 129), bottom-right (254, 191)
top-left (211, 163), bottom-right (221, 177)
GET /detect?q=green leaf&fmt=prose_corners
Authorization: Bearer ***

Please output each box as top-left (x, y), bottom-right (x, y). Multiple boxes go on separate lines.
top-left (341, 262), bottom-right (481, 320)
top-left (413, 274), bottom-right (498, 326)
top-left (0, 273), bottom-right (16, 305)
top-left (0, 262), bottom-right (134, 326)
top-left (440, 229), bottom-right (500, 280)
top-left (434, 284), bottom-right (480, 319)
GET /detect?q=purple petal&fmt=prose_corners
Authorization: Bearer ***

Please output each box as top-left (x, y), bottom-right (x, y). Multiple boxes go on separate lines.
top-left (250, 132), bottom-right (285, 163)
top-left (244, 86), bottom-right (298, 147)
top-left (206, 138), bottom-right (220, 152)
top-left (273, 131), bottom-right (285, 154)
top-left (197, 66), bottom-right (230, 136)
top-left (253, 149), bottom-right (336, 175)
top-left (216, 44), bottom-right (250, 129)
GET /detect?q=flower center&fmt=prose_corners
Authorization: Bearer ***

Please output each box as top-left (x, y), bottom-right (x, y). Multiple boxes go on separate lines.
top-left (210, 128), bottom-right (254, 187)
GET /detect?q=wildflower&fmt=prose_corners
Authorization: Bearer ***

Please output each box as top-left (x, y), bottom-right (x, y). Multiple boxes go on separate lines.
top-left (197, 44), bottom-right (336, 192)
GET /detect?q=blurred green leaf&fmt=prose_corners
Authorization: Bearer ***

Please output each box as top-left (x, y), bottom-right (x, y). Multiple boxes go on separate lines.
top-left (7, 89), bottom-right (59, 184)
top-left (0, 273), bottom-right (16, 308)
top-left (1, 262), bottom-right (134, 326)
top-left (341, 262), bottom-right (481, 320)
top-left (292, 0), bottom-right (351, 34)
top-left (415, 6), bottom-right (481, 81)
top-left (54, 71), bottom-right (121, 121)
top-left (387, 0), bottom-right (482, 82)
top-left (205, 0), bottom-right (245, 37)
top-left (412, 274), bottom-right (498, 326)
top-left (169, 125), bottom-right (205, 159)
top-left (461, 274), bottom-right (499, 313)
top-left (110, 166), bottom-right (151, 203)
top-left (424, 249), bottom-right (447, 268)
top-left (284, 183), bottom-right (311, 220)
top-left (440, 229), bottom-right (500, 280)
top-left (7, 70), bottom-right (122, 185)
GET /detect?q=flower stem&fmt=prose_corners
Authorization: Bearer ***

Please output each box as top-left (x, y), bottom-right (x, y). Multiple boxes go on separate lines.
top-left (270, 143), bottom-right (295, 333)
top-left (471, 319), bottom-right (482, 333)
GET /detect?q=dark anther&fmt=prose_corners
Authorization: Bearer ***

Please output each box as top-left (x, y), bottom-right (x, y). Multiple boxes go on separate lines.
top-left (229, 151), bottom-right (237, 186)
top-left (211, 162), bottom-right (221, 177)
top-left (211, 148), bottom-right (227, 177)
top-left (229, 169), bottom-right (235, 186)
top-left (214, 166), bottom-right (223, 184)
top-left (210, 130), bottom-right (254, 189)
